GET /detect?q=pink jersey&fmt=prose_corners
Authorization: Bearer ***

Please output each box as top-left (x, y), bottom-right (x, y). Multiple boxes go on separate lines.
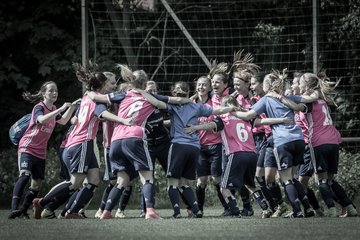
top-left (65, 95), bottom-right (102, 148)
top-left (102, 121), bottom-right (115, 149)
top-left (236, 94), bottom-right (251, 109)
top-left (306, 100), bottom-right (341, 147)
top-left (295, 111), bottom-right (309, 144)
top-left (211, 87), bottom-right (231, 107)
top-left (219, 113), bottom-right (256, 155)
top-left (194, 97), bottom-right (222, 146)
top-left (111, 91), bottom-right (156, 141)
top-left (18, 102), bottom-right (57, 159)
top-left (248, 95), bottom-right (271, 136)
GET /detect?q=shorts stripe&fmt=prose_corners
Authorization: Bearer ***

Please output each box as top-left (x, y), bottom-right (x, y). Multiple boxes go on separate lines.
top-left (273, 147), bottom-right (280, 170)
top-left (143, 140), bottom-right (153, 171)
top-left (167, 144), bottom-right (174, 174)
top-left (308, 143), bottom-right (317, 173)
top-left (78, 141), bottom-right (87, 173)
top-left (221, 154), bottom-right (233, 188)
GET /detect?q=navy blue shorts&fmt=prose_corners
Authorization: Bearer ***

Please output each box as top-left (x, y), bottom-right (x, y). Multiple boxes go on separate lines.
top-left (295, 144), bottom-right (314, 178)
top-left (274, 140), bottom-right (305, 170)
top-left (148, 140), bottom-right (170, 173)
top-left (311, 144), bottom-right (339, 174)
top-left (167, 143), bottom-right (199, 180)
top-left (221, 151), bottom-right (257, 189)
top-left (197, 143), bottom-right (223, 177)
top-left (59, 147), bottom-right (71, 180)
top-left (264, 135), bottom-right (277, 168)
top-left (254, 133), bottom-right (267, 168)
top-left (63, 140), bottom-right (99, 174)
top-left (110, 138), bottom-right (153, 176)
top-left (18, 152), bottom-right (45, 180)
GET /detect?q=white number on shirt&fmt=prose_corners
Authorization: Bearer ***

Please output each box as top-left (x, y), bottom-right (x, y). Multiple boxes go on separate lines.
top-left (78, 105), bottom-right (89, 124)
top-left (127, 101), bottom-right (143, 118)
top-left (322, 104), bottom-right (333, 126)
top-left (236, 122), bottom-right (249, 142)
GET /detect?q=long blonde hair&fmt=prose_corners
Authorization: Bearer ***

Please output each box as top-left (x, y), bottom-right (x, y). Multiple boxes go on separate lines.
top-left (301, 71), bottom-right (340, 106)
top-left (264, 69), bottom-right (288, 95)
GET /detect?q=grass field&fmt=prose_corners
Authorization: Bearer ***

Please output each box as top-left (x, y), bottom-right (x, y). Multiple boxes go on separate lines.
top-left (1, 208), bottom-right (359, 240)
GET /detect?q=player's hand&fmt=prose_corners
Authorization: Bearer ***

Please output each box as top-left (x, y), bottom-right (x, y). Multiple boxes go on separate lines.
top-left (59, 102), bottom-right (72, 111)
top-left (184, 125), bottom-right (196, 134)
top-left (122, 117), bottom-right (135, 126)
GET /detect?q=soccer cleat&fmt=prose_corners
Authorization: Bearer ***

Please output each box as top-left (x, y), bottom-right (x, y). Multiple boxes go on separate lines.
top-left (57, 213), bottom-right (65, 219)
top-left (221, 208), bottom-right (232, 217)
top-left (304, 208), bottom-right (315, 218)
top-left (20, 211), bottom-right (30, 219)
top-left (8, 210), bottom-right (23, 219)
top-left (261, 209), bottom-right (273, 219)
top-left (65, 212), bottom-right (83, 219)
top-left (240, 207), bottom-right (254, 217)
top-left (94, 209), bottom-right (103, 219)
top-left (100, 210), bottom-right (112, 219)
top-left (327, 207), bottom-right (338, 218)
top-left (32, 198), bottom-right (44, 219)
top-left (79, 211), bottom-right (88, 218)
top-left (340, 205), bottom-right (358, 217)
top-left (189, 210), bottom-right (203, 218)
top-left (231, 211), bottom-right (242, 218)
top-left (145, 208), bottom-right (162, 219)
top-left (139, 211), bottom-right (146, 218)
top-left (283, 211), bottom-right (304, 218)
top-left (172, 213), bottom-right (182, 218)
top-left (115, 209), bottom-right (126, 218)
top-left (271, 202), bottom-right (288, 218)
top-left (41, 209), bottom-right (57, 219)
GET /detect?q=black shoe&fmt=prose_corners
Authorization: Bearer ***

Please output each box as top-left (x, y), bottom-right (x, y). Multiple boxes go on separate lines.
top-left (305, 208), bottom-right (315, 218)
top-left (240, 208), bottom-right (254, 216)
top-left (221, 208), bottom-right (232, 217)
top-left (8, 210), bottom-right (23, 219)
top-left (20, 212), bottom-right (30, 219)
top-left (283, 211), bottom-right (304, 218)
top-left (192, 210), bottom-right (203, 218)
top-left (79, 212), bottom-right (88, 218)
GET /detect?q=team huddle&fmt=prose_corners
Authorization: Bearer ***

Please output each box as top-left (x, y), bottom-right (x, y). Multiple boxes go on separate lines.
top-left (8, 51), bottom-right (359, 220)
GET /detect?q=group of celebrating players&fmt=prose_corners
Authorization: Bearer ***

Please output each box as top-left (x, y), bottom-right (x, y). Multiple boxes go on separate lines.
top-left (8, 50), bottom-right (359, 220)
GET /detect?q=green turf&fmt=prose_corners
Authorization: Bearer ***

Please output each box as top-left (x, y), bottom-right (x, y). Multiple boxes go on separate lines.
top-left (1, 208), bottom-right (359, 240)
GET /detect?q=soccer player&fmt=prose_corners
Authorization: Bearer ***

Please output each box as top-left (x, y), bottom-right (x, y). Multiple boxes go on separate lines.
top-left (8, 81), bottom-right (77, 219)
top-left (249, 72), bottom-right (289, 218)
top-left (290, 72), bottom-right (323, 217)
top-left (191, 76), bottom-right (228, 216)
